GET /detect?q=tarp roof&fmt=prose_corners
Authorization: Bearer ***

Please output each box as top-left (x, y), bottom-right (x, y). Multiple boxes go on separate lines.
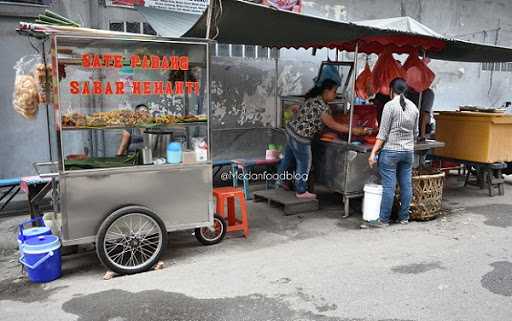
top-left (355, 17), bottom-right (444, 38)
top-left (136, 6), bottom-right (201, 38)
top-left (175, 0), bottom-right (512, 62)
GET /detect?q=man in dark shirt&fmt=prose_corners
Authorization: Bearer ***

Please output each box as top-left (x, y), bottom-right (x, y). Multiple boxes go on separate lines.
top-left (405, 88), bottom-right (435, 140)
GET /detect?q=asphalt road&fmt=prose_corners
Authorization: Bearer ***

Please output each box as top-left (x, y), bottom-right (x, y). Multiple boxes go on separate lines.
top-left (0, 178), bottom-right (511, 321)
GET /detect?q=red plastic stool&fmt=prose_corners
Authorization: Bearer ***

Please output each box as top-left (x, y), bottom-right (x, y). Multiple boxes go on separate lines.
top-left (213, 187), bottom-right (249, 237)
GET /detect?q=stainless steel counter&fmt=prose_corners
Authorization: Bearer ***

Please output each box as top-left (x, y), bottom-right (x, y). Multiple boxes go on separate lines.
top-left (312, 139), bottom-right (445, 217)
top-left (318, 139), bottom-right (445, 153)
top-left (60, 162), bottom-right (213, 245)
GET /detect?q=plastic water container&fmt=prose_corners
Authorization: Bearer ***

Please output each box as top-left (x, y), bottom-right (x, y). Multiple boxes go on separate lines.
top-left (363, 184), bottom-right (383, 221)
top-left (167, 142), bottom-right (182, 164)
top-left (19, 235), bottom-right (61, 283)
top-left (18, 217), bottom-right (52, 256)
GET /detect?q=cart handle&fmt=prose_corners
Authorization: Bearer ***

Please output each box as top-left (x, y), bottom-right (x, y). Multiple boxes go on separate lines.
top-left (32, 161), bottom-right (58, 177)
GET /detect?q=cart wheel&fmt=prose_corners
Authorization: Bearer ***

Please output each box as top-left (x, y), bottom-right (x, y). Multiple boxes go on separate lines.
top-left (96, 206), bottom-right (168, 275)
top-left (194, 214), bottom-right (226, 246)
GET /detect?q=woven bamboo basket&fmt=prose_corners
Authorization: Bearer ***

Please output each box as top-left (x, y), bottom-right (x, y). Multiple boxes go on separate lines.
top-left (396, 170), bottom-right (445, 221)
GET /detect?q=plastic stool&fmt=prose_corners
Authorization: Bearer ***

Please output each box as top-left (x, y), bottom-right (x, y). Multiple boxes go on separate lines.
top-left (213, 187), bottom-right (249, 237)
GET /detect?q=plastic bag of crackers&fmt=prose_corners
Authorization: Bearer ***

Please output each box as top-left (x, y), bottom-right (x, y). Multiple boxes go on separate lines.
top-left (12, 55), bottom-right (52, 119)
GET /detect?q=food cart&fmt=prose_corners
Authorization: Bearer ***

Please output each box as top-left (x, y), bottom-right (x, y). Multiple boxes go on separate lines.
top-left (279, 52), bottom-right (445, 217)
top-left (280, 68), bottom-right (445, 217)
top-left (17, 23), bottom-right (225, 274)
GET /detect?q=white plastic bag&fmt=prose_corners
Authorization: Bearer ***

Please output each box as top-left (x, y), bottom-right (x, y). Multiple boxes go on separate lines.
top-left (192, 137), bottom-right (208, 162)
top-left (12, 55), bottom-right (52, 119)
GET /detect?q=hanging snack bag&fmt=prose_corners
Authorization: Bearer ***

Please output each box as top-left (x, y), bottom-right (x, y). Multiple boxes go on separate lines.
top-left (12, 55), bottom-right (41, 119)
top-left (33, 63), bottom-right (53, 104)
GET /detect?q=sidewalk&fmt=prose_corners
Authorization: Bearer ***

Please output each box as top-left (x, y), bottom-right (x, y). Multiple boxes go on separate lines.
top-left (0, 176), bottom-right (511, 321)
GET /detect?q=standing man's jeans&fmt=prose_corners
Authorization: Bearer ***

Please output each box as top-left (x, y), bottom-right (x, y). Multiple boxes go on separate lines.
top-left (378, 149), bottom-right (414, 223)
top-left (277, 134), bottom-right (312, 194)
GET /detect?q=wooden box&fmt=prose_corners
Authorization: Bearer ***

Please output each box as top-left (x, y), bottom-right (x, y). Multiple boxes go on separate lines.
top-left (433, 111), bottom-right (512, 163)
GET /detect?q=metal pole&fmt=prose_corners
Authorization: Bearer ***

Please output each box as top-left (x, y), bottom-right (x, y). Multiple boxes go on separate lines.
top-left (417, 49), bottom-right (427, 113)
top-left (341, 44), bottom-right (359, 219)
top-left (347, 42), bottom-right (359, 143)
top-left (274, 48), bottom-right (279, 128)
top-left (206, 0), bottom-right (215, 39)
top-left (41, 39), bottom-right (52, 162)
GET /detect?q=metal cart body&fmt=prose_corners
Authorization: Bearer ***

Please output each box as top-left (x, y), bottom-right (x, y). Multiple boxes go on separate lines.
top-left (313, 140), bottom-right (374, 217)
top-left (60, 163), bottom-right (212, 246)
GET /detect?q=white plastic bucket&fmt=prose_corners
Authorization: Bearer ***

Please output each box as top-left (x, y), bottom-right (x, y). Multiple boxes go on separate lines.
top-left (363, 184), bottom-right (383, 221)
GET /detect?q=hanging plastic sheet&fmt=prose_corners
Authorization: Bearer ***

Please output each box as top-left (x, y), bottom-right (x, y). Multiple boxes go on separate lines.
top-left (355, 62), bottom-right (374, 99)
top-left (403, 51), bottom-right (435, 92)
top-left (371, 49), bottom-right (406, 96)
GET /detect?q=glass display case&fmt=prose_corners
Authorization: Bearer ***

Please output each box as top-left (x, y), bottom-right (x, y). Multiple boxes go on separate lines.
top-left (54, 35), bottom-right (210, 171)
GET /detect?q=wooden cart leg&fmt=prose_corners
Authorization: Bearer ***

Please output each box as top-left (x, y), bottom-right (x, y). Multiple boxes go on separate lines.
top-left (464, 165), bottom-right (471, 187)
top-left (487, 170), bottom-right (494, 197)
top-left (478, 167), bottom-right (486, 190)
top-left (342, 196), bottom-right (350, 218)
top-left (498, 170), bottom-right (505, 196)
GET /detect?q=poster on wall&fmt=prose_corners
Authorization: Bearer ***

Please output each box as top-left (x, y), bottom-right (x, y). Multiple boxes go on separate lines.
top-left (106, 0), bottom-right (208, 15)
top-left (107, 0), bottom-right (301, 14)
top-left (260, 0), bottom-right (302, 13)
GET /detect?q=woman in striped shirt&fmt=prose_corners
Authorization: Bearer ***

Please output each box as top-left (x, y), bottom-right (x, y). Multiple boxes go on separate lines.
top-left (368, 78), bottom-right (419, 227)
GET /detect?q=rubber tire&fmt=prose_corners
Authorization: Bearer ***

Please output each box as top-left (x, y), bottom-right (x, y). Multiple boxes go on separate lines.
top-left (96, 205), bottom-right (168, 275)
top-left (194, 214), bottom-right (227, 246)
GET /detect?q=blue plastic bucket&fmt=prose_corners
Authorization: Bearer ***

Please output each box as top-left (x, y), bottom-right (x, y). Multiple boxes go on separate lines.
top-left (18, 217), bottom-right (52, 256)
top-left (20, 235), bottom-right (61, 283)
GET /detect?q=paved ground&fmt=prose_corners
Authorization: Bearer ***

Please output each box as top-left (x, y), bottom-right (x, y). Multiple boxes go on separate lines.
top-left (0, 176), bottom-right (511, 321)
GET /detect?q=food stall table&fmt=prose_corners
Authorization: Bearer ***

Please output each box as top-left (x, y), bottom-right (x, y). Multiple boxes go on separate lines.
top-left (431, 155), bottom-right (506, 196)
top-left (313, 139), bottom-right (445, 217)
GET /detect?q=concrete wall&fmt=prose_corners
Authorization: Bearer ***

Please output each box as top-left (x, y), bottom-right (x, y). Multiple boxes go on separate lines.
top-left (0, 0), bottom-right (149, 177)
top-left (210, 56), bottom-right (277, 128)
top-left (0, 5), bottom-right (51, 179)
